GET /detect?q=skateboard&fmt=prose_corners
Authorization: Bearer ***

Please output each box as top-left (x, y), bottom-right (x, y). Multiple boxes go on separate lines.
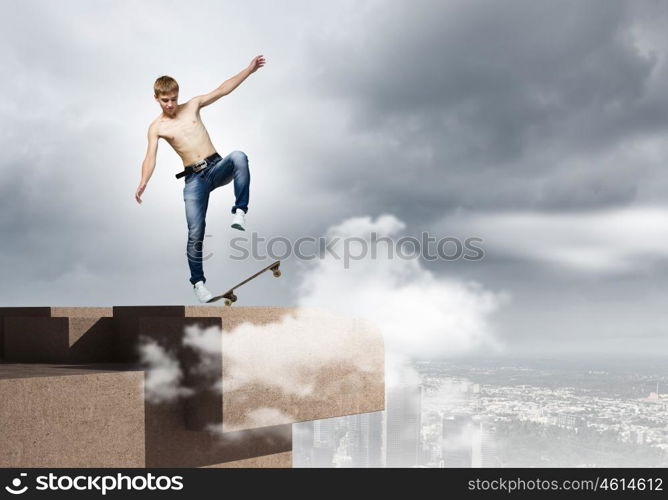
top-left (207, 260), bottom-right (282, 306)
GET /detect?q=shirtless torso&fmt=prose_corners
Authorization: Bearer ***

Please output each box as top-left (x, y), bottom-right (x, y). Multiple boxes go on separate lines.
top-left (153, 99), bottom-right (216, 167)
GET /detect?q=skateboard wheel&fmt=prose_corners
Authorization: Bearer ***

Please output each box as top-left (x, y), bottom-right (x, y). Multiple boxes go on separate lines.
top-left (224, 299), bottom-right (233, 306)
top-left (273, 270), bottom-right (282, 277)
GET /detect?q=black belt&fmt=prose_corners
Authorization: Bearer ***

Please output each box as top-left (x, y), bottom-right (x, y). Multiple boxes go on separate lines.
top-left (175, 152), bottom-right (220, 179)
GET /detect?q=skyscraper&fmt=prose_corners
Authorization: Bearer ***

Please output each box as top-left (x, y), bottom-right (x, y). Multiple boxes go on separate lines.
top-left (442, 414), bottom-right (474, 467)
top-left (292, 421), bottom-right (315, 467)
top-left (312, 418), bottom-right (338, 467)
top-left (478, 417), bottom-right (499, 467)
top-left (347, 412), bottom-right (384, 467)
top-left (385, 384), bottom-right (423, 467)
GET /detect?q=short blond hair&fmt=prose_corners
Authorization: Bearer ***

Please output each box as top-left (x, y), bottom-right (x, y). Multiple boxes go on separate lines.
top-left (154, 75), bottom-right (179, 96)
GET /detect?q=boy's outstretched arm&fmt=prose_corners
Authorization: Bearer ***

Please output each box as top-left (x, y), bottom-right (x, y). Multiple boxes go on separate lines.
top-left (195, 55), bottom-right (266, 109)
top-left (135, 122), bottom-right (159, 204)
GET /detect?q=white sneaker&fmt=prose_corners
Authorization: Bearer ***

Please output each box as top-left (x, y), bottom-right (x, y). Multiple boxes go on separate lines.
top-left (231, 210), bottom-right (246, 231)
top-left (193, 281), bottom-right (213, 303)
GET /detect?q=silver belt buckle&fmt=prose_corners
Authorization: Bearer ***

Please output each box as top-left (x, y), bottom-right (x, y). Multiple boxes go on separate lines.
top-left (192, 159), bottom-right (207, 172)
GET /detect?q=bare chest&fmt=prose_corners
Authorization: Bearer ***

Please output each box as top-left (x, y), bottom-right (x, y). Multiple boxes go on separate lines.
top-left (158, 116), bottom-right (205, 144)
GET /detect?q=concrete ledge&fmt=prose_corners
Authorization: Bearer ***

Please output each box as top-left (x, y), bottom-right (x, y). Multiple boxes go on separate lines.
top-left (202, 451), bottom-right (292, 468)
top-left (0, 364), bottom-right (145, 467)
top-left (112, 306), bottom-right (385, 433)
top-left (0, 307), bottom-right (112, 360)
top-left (185, 307), bottom-right (385, 432)
top-left (4, 317), bottom-right (115, 363)
top-left (144, 400), bottom-right (291, 467)
top-left (113, 306), bottom-right (223, 362)
top-left (0, 305), bottom-right (385, 468)
top-left (0, 363), bottom-right (292, 468)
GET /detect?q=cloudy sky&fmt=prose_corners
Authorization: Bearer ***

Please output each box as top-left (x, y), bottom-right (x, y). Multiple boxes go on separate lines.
top-left (2, 0), bottom-right (668, 358)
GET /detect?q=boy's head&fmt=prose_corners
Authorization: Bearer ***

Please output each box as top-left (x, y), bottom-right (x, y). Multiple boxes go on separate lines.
top-left (154, 75), bottom-right (179, 116)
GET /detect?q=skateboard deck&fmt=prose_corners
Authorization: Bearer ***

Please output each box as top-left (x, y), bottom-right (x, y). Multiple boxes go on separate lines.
top-left (207, 260), bottom-right (282, 306)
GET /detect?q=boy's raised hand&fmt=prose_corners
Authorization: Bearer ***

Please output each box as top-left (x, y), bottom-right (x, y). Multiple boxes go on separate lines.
top-left (249, 55), bottom-right (266, 74)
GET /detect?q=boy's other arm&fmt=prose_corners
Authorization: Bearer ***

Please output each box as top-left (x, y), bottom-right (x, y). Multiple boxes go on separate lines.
top-left (135, 122), bottom-right (159, 204)
top-left (194, 54), bottom-right (266, 109)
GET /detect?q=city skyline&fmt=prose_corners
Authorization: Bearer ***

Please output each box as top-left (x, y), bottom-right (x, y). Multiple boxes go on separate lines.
top-left (294, 357), bottom-right (668, 468)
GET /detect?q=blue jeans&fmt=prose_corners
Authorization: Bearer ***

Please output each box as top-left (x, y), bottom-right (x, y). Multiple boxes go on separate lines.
top-left (183, 150), bottom-right (250, 285)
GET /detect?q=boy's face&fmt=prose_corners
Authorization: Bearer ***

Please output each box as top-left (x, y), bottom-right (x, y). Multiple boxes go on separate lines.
top-left (156, 91), bottom-right (178, 116)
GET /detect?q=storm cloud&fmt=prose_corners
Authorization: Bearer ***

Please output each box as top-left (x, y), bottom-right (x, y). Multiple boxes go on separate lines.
top-left (1, 0), bottom-right (667, 356)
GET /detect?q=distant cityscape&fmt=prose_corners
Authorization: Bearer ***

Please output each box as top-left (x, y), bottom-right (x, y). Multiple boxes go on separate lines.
top-left (293, 357), bottom-right (668, 467)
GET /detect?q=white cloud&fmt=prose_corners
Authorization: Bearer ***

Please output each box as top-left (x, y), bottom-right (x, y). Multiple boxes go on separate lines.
top-left (216, 308), bottom-right (381, 396)
top-left (222, 407), bottom-right (295, 433)
top-left (438, 205), bottom-right (668, 274)
top-left (297, 214), bottom-right (507, 363)
top-left (138, 337), bottom-right (194, 403)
